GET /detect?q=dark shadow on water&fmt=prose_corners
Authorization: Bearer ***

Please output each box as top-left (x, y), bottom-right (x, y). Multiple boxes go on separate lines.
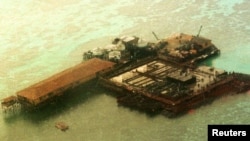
top-left (198, 53), bottom-right (221, 66)
top-left (102, 89), bottom-right (161, 118)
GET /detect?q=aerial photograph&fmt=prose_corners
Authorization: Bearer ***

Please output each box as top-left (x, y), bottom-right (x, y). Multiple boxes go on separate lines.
top-left (0, 0), bottom-right (249, 140)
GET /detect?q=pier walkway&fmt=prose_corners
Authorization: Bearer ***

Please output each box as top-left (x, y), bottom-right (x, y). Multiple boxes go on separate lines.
top-left (15, 58), bottom-right (114, 107)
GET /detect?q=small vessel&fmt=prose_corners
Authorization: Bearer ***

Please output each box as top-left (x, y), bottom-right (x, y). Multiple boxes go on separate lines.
top-left (55, 122), bottom-right (69, 131)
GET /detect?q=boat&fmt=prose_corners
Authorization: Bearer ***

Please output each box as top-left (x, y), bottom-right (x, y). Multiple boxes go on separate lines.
top-left (55, 122), bottom-right (69, 131)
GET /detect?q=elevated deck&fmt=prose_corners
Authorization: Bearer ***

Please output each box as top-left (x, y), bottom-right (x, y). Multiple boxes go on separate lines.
top-left (157, 33), bottom-right (220, 64)
top-left (98, 57), bottom-right (249, 115)
top-left (16, 58), bottom-right (115, 107)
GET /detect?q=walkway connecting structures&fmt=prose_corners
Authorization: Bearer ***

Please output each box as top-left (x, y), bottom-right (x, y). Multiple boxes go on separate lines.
top-left (1, 58), bottom-right (115, 111)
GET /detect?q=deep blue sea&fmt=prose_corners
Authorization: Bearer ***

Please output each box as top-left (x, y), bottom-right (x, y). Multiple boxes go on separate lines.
top-left (0, 0), bottom-right (249, 140)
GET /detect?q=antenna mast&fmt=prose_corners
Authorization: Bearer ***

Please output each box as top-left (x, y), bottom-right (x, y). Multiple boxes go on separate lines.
top-left (197, 25), bottom-right (203, 37)
top-left (152, 31), bottom-right (159, 40)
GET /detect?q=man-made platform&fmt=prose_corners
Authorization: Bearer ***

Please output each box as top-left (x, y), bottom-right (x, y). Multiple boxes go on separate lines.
top-left (98, 57), bottom-right (250, 114)
top-left (2, 33), bottom-right (249, 117)
top-left (16, 58), bottom-right (115, 107)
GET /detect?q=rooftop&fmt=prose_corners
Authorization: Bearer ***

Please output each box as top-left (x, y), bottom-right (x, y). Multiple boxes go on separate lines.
top-left (17, 58), bottom-right (115, 102)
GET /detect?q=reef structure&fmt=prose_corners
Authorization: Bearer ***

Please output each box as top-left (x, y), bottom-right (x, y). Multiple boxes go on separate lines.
top-left (1, 32), bottom-right (250, 117)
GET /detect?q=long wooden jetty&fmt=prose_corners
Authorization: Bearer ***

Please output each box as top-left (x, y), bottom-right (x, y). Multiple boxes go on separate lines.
top-left (1, 58), bottom-right (115, 110)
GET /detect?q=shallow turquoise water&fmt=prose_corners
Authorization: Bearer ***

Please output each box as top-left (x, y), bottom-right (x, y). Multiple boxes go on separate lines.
top-left (0, 0), bottom-right (249, 140)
